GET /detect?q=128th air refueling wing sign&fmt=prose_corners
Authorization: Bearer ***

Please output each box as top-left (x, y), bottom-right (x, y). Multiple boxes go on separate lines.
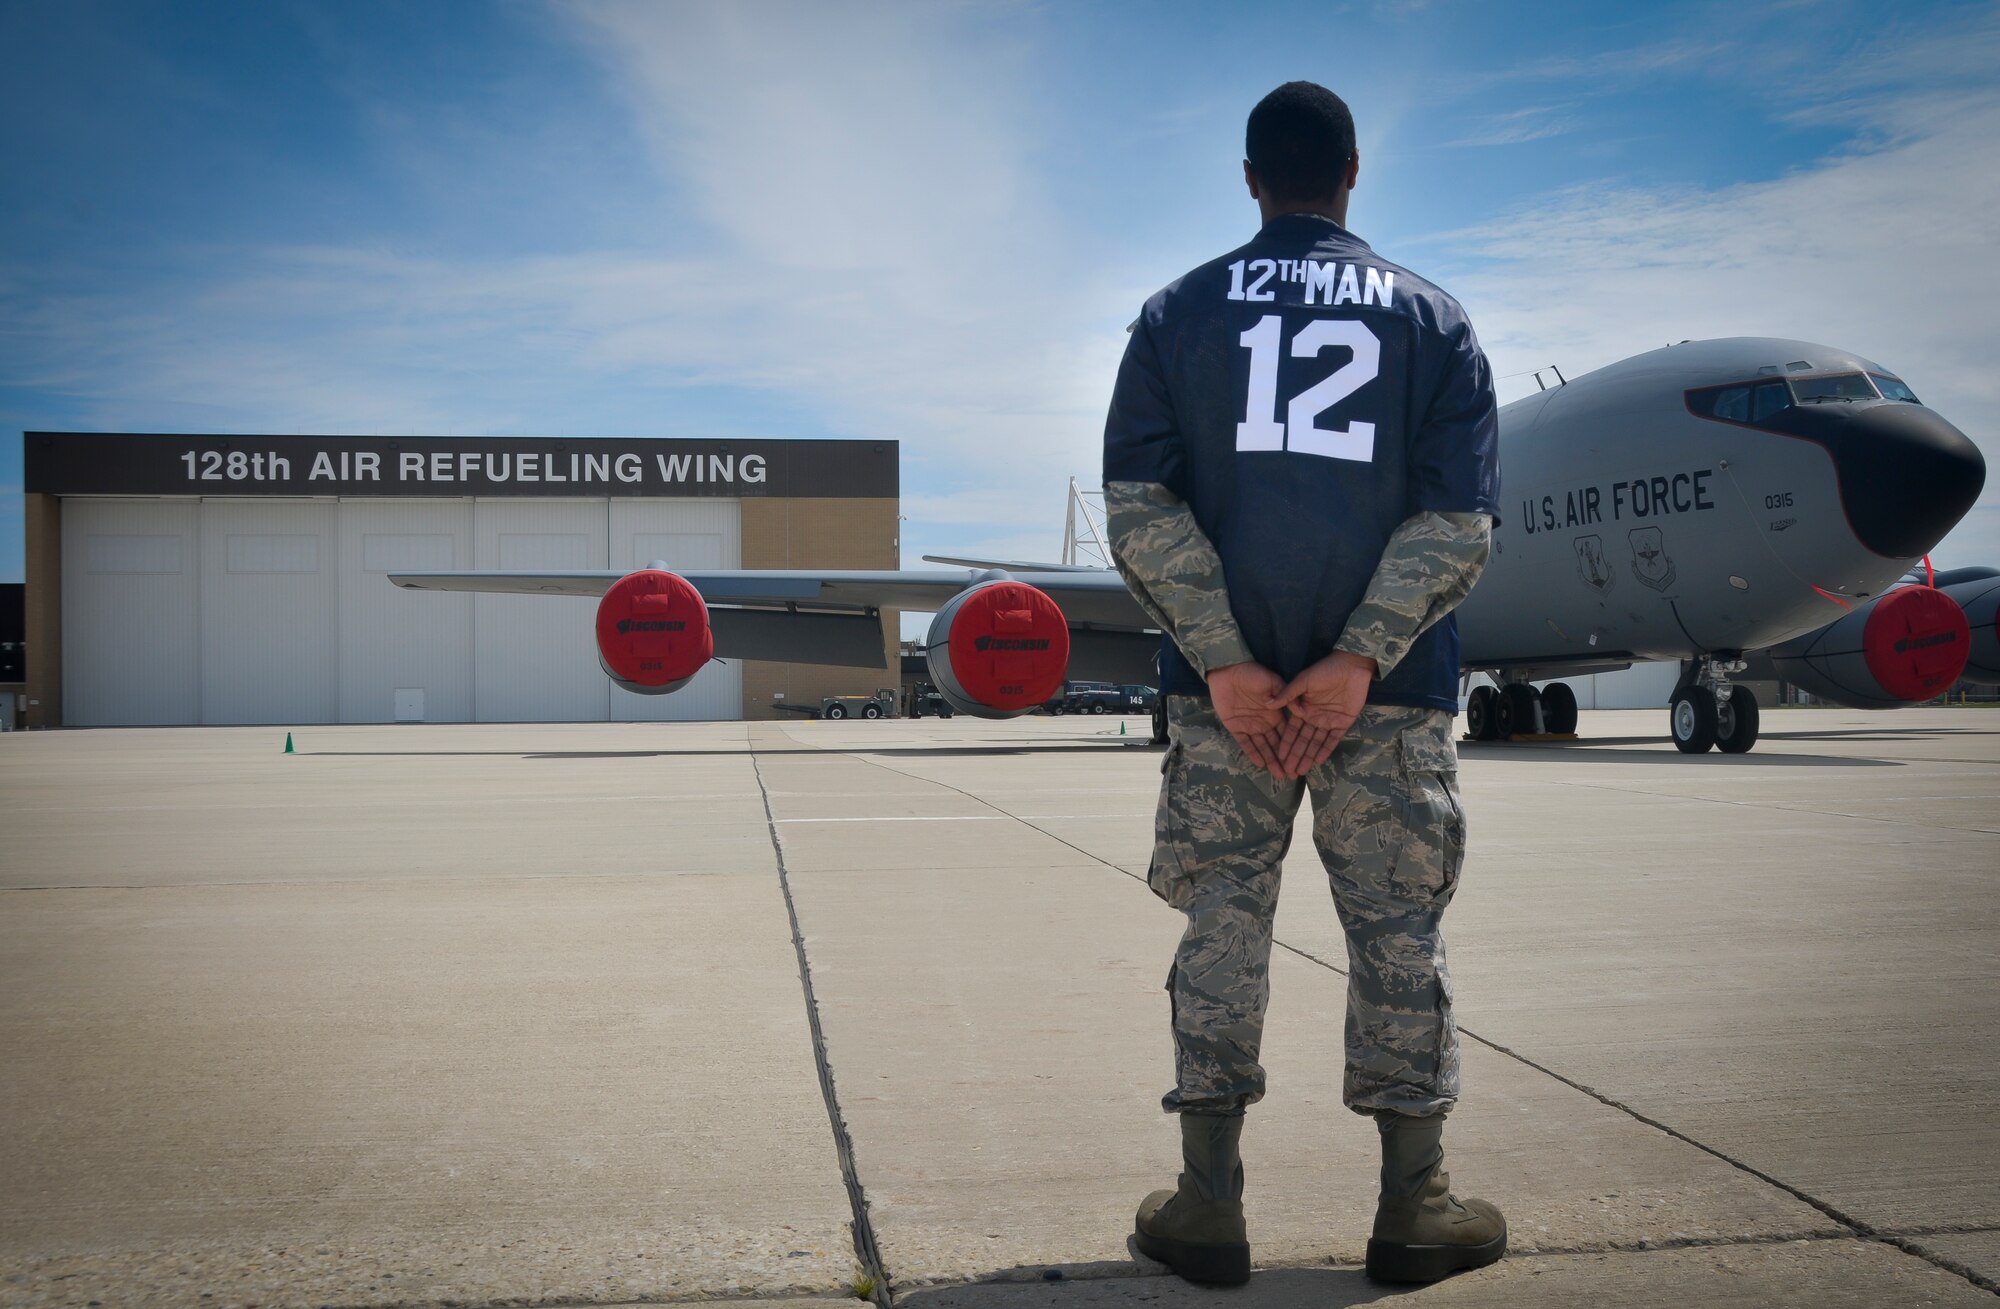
top-left (23, 433), bottom-right (897, 499)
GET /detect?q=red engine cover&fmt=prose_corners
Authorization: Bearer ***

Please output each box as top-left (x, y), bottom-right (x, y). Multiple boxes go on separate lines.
top-left (594, 569), bottom-right (714, 690)
top-left (1862, 584), bottom-right (1971, 701)
top-left (941, 581), bottom-right (1070, 711)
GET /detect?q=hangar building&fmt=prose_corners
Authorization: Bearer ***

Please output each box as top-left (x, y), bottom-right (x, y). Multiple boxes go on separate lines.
top-left (21, 432), bottom-right (899, 728)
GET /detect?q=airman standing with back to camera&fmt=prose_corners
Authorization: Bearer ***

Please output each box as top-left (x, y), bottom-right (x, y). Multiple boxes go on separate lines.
top-left (1102, 81), bottom-right (1506, 1285)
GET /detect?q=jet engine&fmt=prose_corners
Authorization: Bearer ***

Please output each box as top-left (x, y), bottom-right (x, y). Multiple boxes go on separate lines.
top-left (1767, 583), bottom-right (1970, 708)
top-left (1937, 572), bottom-right (2000, 685)
top-left (924, 579), bottom-right (1071, 718)
top-left (594, 569), bottom-right (715, 695)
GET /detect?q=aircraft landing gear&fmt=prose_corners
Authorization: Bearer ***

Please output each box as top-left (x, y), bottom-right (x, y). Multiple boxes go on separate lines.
top-left (1671, 657), bottom-right (1758, 755)
top-left (1669, 685), bottom-right (1717, 753)
top-left (1717, 684), bottom-right (1759, 755)
top-left (1467, 678), bottom-right (1570, 741)
top-left (1541, 681), bottom-right (1579, 734)
top-left (1495, 682), bottom-right (1541, 737)
top-left (1467, 684), bottom-right (1499, 740)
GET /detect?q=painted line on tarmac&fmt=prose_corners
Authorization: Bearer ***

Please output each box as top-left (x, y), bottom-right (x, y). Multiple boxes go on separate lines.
top-left (774, 814), bottom-right (1147, 824)
top-left (1550, 777), bottom-right (2000, 837)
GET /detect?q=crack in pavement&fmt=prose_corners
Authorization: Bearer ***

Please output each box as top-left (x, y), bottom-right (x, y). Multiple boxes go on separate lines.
top-left (749, 732), bottom-right (890, 1308)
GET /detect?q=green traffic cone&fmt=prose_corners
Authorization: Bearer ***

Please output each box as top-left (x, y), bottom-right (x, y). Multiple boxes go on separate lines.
top-left (284, 732), bottom-right (294, 755)
top-left (1120, 720), bottom-right (1127, 735)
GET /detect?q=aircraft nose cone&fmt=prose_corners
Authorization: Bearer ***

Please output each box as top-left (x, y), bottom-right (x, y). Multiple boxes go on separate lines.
top-left (1822, 403), bottom-right (1986, 558)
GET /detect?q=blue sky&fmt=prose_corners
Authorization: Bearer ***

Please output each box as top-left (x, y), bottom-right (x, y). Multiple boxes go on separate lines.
top-left (5, 0), bottom-right (1997, 585)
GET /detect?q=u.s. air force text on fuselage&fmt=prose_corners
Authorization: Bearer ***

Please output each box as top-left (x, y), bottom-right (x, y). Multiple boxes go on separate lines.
top-left (1518, 469), bottom-right (1717, 535)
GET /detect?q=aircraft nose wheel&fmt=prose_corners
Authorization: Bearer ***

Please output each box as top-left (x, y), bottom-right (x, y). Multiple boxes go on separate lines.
top-left (1670, 687), bottom-right (1717, 753)
top-left (1716, 685), bottom-right (1759, 753)
top-left (1672, 656), bottom-right (1758, 755)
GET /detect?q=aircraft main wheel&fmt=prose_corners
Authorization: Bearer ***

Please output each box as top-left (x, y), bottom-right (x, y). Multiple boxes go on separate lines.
top-left (862, 703), bottom-right (883, 719)
top-left (1495, 683), bottom-right (1539, 738)
top-left (1466, 685), bottom-right (1499, 740)
top-left (825, 703), bottom-right (847, 720)
top-left (1670, 688), bottom-right (1717, 753)
top-left (1717, 685), bottom-right (1760, 754)
top-left (1542, 681), bottom-right (1579, 734)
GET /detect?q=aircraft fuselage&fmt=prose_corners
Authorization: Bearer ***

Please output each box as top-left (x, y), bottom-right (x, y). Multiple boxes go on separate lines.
top-left (1458, 338), bottom-right (1984, 674)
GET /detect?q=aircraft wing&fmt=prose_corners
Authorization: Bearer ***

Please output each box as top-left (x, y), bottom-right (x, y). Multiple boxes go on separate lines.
top-left (920, 554), bottom-right (1108, 573)
top-left (389, 567), bottom-right (1152, 629)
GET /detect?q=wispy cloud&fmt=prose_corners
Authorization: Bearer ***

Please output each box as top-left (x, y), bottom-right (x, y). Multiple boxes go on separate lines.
top-left (1463, 36), bottom-right (1727, 89)
top-left (556, 1), bottom-right (1129, 552)
top-left (1445, 104), bottom-right (1578, 148)
top-left (4, 0), bottom-right (1994, 584)
top-left (0, 1), bottom-right (1133, 566)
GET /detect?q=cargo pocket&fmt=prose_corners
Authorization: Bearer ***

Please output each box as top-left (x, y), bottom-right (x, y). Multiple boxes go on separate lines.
top-left (1394, 720), bottom-right (1467, 904)
top-left (1147, 740), bottom-right (1197, 909)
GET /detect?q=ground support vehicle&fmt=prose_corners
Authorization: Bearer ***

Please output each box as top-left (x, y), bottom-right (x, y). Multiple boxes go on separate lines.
top-left (1044, 681), bottom-right (1118, 714)
top-left (774, 688), bottom-right (901, 720)
top-left (904, 682), bottom-right (955, 719)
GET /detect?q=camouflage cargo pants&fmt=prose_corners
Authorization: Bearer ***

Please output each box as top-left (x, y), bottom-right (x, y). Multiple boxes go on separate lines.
top-left (1150, 695), bottom-right (1465, 1118)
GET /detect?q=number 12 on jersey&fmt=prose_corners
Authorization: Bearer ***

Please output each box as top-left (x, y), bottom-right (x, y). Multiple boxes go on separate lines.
top-left (1235, 315), bottom-right (1379, 462)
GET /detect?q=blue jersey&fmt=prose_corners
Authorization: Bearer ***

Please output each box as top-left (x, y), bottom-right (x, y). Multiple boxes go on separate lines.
top-left (1102, 213), bottom-right (1500, 711)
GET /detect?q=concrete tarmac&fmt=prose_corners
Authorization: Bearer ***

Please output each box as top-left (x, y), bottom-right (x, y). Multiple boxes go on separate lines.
top-left (1, 708), bottom-right (1995, 1307)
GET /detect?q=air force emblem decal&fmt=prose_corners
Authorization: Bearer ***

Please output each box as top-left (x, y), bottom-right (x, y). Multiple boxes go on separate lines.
top-left (1574, 534), bottom-right (1614, 594)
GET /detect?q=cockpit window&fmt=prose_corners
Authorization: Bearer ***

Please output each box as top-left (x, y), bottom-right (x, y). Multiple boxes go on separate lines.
top-left (1750, 380), bottom-right (1790, 421)
top-left (1688, 379), bottom-right (1793, 424)
top-left (1870, 373), bottom-right (1921, 403)
top-left (1710, 386), bottom-right (1750, 422)
top-left (1790, 372), bottom-right (1878, 403)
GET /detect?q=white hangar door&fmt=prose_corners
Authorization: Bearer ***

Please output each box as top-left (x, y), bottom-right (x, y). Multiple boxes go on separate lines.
top-left (472, 499), bottom-right (607, 722)
top-left (199, 500), bottom-right (339, 725)
top-left (62, 498), bottom-right (201, 726)
top-left (339, 500), bottom-right (473, 723)
top-left (609, 499), bottom-right (742, 721)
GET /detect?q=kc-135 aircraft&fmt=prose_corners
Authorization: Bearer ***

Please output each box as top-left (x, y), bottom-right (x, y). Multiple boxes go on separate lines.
top-left (392, 338), bottom-right (1994, 756)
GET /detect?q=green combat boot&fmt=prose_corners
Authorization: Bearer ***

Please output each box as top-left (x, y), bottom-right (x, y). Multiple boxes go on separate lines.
top-left (1365, 1111), bottom-right (1506, 1283)
top-left (1133, 1112), bottom-right (1251, 1285)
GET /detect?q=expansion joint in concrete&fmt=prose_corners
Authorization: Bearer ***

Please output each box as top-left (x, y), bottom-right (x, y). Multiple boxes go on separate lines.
top-left (750, 747), bottom-right (892, 1308)
top-left (1263, 936), bottom-right (2000, 1297)
top-left (1415, 990), bottom-right (2000, 1297)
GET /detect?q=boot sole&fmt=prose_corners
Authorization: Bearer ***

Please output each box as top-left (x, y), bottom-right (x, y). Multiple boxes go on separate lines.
top-left (1364, 1227), bottom-right (1506, 1284)
top-left (1134, 1229), bottom-right (1251, 1286)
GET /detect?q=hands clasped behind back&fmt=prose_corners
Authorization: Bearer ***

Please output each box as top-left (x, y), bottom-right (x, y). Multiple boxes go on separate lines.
top-left (1206, 651), bottom-right (1378, 780)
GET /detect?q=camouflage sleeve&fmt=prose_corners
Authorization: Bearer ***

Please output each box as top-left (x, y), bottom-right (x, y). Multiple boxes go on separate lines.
top-left (1334, 511), bottom-right (1492, 677)
top-left (1104, 479), bottom-right (1256, 678)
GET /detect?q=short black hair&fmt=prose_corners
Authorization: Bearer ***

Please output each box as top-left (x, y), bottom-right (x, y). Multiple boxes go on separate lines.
top-left (1245, 81), bottom-right (1355, 205)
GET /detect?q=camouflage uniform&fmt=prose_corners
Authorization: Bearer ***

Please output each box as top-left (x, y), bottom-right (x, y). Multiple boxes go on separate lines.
top-left (1104, 481), bottom-right (1488, 1120)
top-left (1150, 695), bottom-right (1464, 1118)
